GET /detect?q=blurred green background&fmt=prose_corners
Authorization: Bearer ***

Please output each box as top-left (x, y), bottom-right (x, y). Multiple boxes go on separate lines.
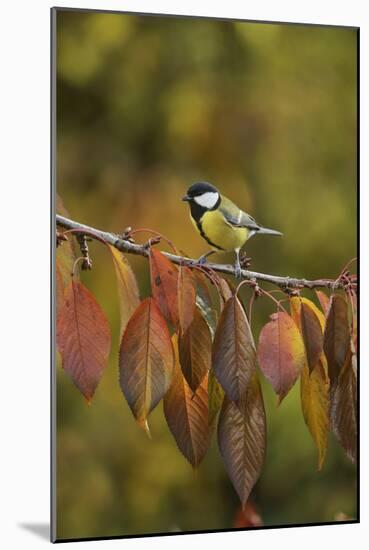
top-left (55, 9), bottom-right (357, 540)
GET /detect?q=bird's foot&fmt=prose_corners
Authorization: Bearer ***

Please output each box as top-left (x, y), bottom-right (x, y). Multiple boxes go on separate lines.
top-left (240, 252), bottom-right (252, 269)
top-left (234, 262), bottom-right (242, 279)
top-left (196, 253), bottom-right (211, 266)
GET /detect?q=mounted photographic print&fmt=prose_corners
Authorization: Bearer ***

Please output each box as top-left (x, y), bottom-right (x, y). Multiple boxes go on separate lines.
top-left (52, 7), bottom-right (358, 543)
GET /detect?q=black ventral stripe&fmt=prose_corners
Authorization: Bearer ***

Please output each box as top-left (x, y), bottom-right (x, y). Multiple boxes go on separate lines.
top-left (195, 219), bottom-right (224, 250)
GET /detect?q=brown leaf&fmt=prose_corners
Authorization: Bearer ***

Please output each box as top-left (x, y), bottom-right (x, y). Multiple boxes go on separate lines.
top-left (208, 367), bottom-right (225, 430)
top-left (119, 297), bottom-right (174, 433)
top-left (300, 361), bottom-right (330, 469)
top-left (212, 296), bottom-right (257, 402)
top-left (178, 307), bottom-right (212, 392)
top-left (193, 270), bottom-right (217, 335)
top-left (109, 246), bottom-right (140, 336)
top-left (149, 248), bottom-right (178, 326)
top-left (56, 280), bottom-right (111, 401)
top-left (164, 335), bottom-right (210, 467)
top-left (177, 265), bottom-right (196, 334)
top-left (330, 347), bottom-right (357, 463)
top-left (300, 302), bottom-right (324, 374)
top-left (218, 277), bottom-right (233, 309)
top-left (218, 374), bottom-right (266, 508)
top-left (323, 294), bottom-right (350, 385)
top-left (257, 311), bottom-right (305, 402)
top-left (315, 290), bottom-right (330, 315)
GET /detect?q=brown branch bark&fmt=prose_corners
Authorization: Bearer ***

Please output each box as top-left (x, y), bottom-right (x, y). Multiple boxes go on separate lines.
top-left (56, 214), bottom-right (351, 291)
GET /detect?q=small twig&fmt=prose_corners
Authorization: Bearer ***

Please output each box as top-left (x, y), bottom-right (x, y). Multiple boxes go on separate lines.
top-left (56, 214), bottom-right (354, 292)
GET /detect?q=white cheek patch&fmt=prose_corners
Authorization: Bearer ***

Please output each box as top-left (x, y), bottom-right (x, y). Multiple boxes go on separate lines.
top-left (194, 192), bottom-right (219, 209)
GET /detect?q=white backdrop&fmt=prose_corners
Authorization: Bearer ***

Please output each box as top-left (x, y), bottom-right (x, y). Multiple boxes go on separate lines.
top-left (0, 1), bottom-right (366, 548)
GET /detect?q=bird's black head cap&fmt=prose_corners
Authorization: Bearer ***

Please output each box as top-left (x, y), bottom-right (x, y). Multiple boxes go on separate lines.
top-left (185, 181), bottom-right (218, 198)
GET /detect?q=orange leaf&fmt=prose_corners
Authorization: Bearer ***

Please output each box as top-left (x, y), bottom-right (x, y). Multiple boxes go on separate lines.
top-left (177, 265), bottom-right (196, 334)
top-left (218, 374), bottom-right (266, 508)
top-left (149, 248), bottom-right (178, 326)
top-left (164, 335), bottom-right (210, 467)
top-left (56, 280), bottom-right (111, 401)
top-left (258, 311), bottom-right (305, 402)
top-left (119, 297), bottom-right (174, 433)
top-left (178, 307), bottom-right (212, 392)
top-left (233, 501), bottom-right (263, 528)
top-left (109, 246), bottom-right (140, 336)
top-left (212, 296), bottom-right (257, 402)
top-left (323, 295), bottom-right (350, 385)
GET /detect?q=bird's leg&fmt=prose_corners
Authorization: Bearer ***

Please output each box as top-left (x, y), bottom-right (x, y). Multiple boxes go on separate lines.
top-left (240, 251), bottom-right (252, 269)
top-left (195, 250), bottom-right (215, 265)
top-left (234, 248), bottom-right (242, 278)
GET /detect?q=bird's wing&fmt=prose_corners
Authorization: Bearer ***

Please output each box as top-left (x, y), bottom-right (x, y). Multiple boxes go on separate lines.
top-left (219, 196), bottom-right (260, 230)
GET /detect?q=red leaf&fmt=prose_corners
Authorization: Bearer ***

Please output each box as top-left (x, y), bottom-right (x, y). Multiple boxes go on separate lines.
top-left (178, 307), bottom-right (212, 392)
top-left (56, 280), bottom-right (111, 401)
top-left (149, 248), bottom-right (178, 326)
top-left (164, 335), bottom-right (210, 467)
top-left (212, 296), bottom-right (257, 402)
top-left (258, 311), bottom-right (305, 402)
top-left (177, 265), bottom-right (196, 334)
top-left (218, 374), bottom-right (266, 508)
top-left (323, 295), bottom-right (350, 385)
top-left (119, 297), bottom-right (174, 433)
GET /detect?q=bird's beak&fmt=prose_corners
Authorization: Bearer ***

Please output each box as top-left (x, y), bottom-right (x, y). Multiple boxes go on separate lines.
top-left (182, 195), bottom-right (190, 202)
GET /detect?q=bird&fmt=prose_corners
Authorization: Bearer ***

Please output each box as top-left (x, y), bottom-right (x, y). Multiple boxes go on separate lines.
top-left (182, 181), bottom-right (283, 278)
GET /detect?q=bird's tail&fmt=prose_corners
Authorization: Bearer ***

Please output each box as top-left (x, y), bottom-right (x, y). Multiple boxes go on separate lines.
top-left (257, 226), bottom-right (283, 237)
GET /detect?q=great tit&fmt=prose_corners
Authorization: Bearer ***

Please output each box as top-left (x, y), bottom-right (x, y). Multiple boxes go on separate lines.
top-left (182, 181), bottom-right (283, 277)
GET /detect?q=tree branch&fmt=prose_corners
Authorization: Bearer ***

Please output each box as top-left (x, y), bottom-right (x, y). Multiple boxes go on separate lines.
top-left (56, 214), bottom-right (353, 291)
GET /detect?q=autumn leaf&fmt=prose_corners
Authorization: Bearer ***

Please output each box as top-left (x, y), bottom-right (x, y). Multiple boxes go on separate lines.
top-left (164, 335), bottom-right (210, 467)
top-left (290, 297), bottom-right (329, 468)
top-left (193, 270), bottom-right (217, 335)
top-left (300, 361), bottom-right (330, 469)
top-left (323, 294), bottom-right (350, 385)
top-left (330, 346), bottom-right (357, 463)
top-left (315, 290), bottom-right (330, 315)
top-left (56, 280), bottom-right (111, 401)
top-left (178, 307), bottom-right (212, 392)
top-left (212, 296), bottom-right (257, 402)
top-left (56, 258), bottom-right (66, 314)
top-left (299, 302), bottom-right (323, 374)
top-left (218, 374), bottom-right (266, 508)
top-left (177, 265), bottom-right (196, 334)
top-left (257, 311), bottom-right (305, 402)
top-left (119, 297), bottom-right (174, 433)
top-left (149, 248), bottom-right (178, 326)
top-left (208, 368), bottom-right (225, 431)
top-left (233, 501), bottom-right (263, 528)
top-left (218, 277), bottom-right (233, 309)
top-left (109, 245), bottom-right (140, 336)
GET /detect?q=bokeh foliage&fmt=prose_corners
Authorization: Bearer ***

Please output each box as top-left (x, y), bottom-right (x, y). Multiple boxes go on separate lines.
top-left (55, 9), bottom-right (357, 540)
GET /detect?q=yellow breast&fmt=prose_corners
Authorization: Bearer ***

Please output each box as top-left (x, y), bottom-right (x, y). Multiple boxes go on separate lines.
top-left (191, 210), bottom-right (249, 251)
